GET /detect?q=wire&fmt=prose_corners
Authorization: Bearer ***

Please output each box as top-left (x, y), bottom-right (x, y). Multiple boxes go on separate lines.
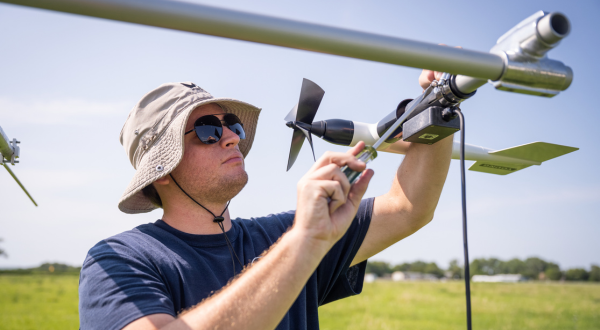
top-left (455, 109), bottom-right (472, 330)
top-left (216, 216), bottom-right (244, 272)
top-left (169, 174), bottom-right (244, 275)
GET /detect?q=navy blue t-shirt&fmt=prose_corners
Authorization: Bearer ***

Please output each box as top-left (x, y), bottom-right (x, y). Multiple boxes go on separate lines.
top-left (79, 198), bottom-right (373, 330)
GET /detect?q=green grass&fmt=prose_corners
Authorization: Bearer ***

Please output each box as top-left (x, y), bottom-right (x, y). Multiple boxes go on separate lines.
top-left (0, 275), bottom-right (79, 330)
top-left (319, 281), bottom-right (600, 330)
top-left (1, 275), bottom-right (599, 329)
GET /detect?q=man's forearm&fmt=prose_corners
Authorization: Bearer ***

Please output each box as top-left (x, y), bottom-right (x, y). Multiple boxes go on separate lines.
top-left (389, 136), bottom-right (453, 218)
top-left (353, 136), bottom-right (453, 265)
top-left (163, 228), bottom-right (329, 330)
top-left (385, 135), bottom-right (453, 227)
top-left (378, 136), bottom-right (453, 229)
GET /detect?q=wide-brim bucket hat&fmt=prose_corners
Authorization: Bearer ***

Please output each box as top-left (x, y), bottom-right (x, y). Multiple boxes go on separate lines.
top-left (118, 82), bottom-right (261, 214)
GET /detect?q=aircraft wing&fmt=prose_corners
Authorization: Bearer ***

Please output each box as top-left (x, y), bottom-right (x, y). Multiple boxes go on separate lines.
top-left (468, 142), bottom-right (578, 175)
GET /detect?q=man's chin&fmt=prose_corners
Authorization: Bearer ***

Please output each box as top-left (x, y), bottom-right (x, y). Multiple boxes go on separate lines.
top-left (221, 170), bottom-right (249, 200)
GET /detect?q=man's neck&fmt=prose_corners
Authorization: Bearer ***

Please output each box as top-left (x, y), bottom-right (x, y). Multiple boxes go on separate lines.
top-left (161, 199), bottom-right (232, 235)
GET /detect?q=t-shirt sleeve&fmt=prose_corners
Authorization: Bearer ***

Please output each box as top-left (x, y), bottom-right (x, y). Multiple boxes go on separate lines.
top-left (79, 237), bottom-right (175, 330)
top-left (317, 197), bottom-right (373, 305)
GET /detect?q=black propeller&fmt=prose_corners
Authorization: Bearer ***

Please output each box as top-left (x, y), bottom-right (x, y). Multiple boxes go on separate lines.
top-left (284, 78), bottom-right (325, 171)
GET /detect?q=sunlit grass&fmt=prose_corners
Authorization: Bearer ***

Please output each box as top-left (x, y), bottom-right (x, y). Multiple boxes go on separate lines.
top-left (319, 281), bottom-right (600, 330)
top-left (1, 275), bottom-right (599, 329)
top-left (0, 275), bottom-right (79, 330)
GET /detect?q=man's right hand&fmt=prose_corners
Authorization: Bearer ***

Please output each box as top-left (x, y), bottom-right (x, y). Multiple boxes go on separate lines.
top-left (293, 141), bottom-right (374, 251)
top-left (125, 142), bottom-right (373, 330)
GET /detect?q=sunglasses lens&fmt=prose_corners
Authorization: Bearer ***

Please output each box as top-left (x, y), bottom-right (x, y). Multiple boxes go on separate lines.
top-left (228, 123), bottom-right (245, 139)
top-left (194, 116), bottom-right (223, 144)
top-left (224, 114), bottom-right (246, 140)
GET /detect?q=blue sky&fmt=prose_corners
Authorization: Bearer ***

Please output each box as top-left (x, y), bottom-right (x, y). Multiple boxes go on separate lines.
top-left (0, 0), bottom-right (598, 270)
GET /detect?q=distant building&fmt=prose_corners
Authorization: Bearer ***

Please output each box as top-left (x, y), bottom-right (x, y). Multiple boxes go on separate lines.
top-left (392, 271), bottom-right (438, 281)
top-left (364, 273), bottom-right (377, 283)
top-left (472, 274), bottom-right (524, 283)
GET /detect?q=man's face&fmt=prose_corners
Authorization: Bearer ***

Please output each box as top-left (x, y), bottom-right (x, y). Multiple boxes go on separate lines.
top-left (169, 103), bottom-right (248, 204)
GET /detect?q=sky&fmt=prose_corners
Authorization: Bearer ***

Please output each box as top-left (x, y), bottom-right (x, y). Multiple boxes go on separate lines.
top-left (0, 0), bottom-right (598, 270)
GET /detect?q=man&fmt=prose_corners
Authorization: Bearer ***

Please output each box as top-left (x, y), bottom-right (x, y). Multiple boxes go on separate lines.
top-left (79, 69), bottom-right (452, 330)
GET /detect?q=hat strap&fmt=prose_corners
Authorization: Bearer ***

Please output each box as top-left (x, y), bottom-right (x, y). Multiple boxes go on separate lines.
top-left (169, 174), bottom-right (244, 274)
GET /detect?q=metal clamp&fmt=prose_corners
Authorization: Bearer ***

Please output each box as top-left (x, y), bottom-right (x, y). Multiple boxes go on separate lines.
top-left (432, 74), bottom-right (477, 107)
top-left (9, 138), bottom-right (20, 165)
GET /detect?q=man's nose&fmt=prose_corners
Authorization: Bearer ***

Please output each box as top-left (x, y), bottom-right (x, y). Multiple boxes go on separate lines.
top-left (219, 125), bottom-right (241, 148)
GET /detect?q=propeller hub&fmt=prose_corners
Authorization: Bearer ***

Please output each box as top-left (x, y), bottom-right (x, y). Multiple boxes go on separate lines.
top-left (286, 121), bottom-right (295, 128)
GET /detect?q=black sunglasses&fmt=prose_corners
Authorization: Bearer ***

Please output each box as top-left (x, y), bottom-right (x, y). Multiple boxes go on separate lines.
top-left (185, 113), bottom-right (246, 144)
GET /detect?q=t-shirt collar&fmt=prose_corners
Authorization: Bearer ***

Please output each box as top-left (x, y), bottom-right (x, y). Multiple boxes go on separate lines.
top-left (153, 219), bottom-right (239, 247)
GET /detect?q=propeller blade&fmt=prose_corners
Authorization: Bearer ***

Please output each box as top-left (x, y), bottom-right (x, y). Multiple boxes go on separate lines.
top-left (286, 128), bottom-right (306, 171)
top-left (284, 104), bottom-right (298, 122)
top-left (296, 78), bottom-right (325, 124)
top-left (3, 163), bottom-right (38, 206)
top-left (297, 125), bottom-right (316, 162)
top-left (285, 78), bottom-right (324, 171)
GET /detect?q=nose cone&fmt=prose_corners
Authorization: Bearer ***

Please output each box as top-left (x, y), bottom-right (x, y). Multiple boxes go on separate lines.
top-left (286, 121), bottom-right (295, 128)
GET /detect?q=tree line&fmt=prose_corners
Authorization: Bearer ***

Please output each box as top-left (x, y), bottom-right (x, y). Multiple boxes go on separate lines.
top-left (366, 257), bottom-right (600, 282)
top-left (0, 263), bottom-right (81, 275)
top-left (1, 259), bottom-right (598, 282)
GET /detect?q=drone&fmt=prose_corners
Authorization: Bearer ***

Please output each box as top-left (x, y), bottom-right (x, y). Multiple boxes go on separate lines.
top-left (280, 11), bottom-right (576, 329)
top-left (284, 78), bottom-right (578, 175)
top-left (284, 12), bottom-right (578, 176)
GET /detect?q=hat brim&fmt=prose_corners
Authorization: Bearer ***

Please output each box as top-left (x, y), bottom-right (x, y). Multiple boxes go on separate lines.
top-left (118, 97), bottom-right (260, 214)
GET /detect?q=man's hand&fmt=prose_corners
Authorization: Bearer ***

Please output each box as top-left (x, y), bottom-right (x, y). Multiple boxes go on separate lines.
top-left (418, 69), bottom-right (444, 90)
top-left (418, 44), bottom-right (462, 90)
top-left (294, 141), bottom-right (374, 250)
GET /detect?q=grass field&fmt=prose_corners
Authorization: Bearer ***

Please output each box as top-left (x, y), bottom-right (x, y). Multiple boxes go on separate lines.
top-left (0, 275), bottom-right (79, 330)
top-left (320, 281), bottom-right (600, 330)
top-left (1, 275), bottom-right (599, 329)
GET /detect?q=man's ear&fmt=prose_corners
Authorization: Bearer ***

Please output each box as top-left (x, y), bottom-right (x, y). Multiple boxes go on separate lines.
top-left (154, 175), bottom-right (170, 186)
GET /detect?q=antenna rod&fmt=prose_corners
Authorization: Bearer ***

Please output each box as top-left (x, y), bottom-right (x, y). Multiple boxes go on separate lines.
top-left (2, 164), bottom-right (38, 206)
top-left (0, 0), bottom-right (504, 81)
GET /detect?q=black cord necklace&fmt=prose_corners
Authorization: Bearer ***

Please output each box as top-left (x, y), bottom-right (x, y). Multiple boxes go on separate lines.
top-left (169, 174), bottom-right (244, 275)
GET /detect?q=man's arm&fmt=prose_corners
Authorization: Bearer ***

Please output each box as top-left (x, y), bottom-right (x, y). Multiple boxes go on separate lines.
top-left (124, 145), bottom-right (373, 330)
top-left (351, 69), bottom-right (454, 266)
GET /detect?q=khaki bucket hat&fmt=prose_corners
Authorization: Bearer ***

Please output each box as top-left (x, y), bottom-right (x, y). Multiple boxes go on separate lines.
top-left (118, 82), bottom-right (261, 214)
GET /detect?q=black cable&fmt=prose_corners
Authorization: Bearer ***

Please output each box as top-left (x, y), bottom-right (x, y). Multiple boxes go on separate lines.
top-left (216, 218), bottom-right (239, 274)
top-left (455, 109), bottom-right (472, 330)
top-left (169, 174), bottom-right (244, 274)
top-left (215, 215), bottom-right (244, 271)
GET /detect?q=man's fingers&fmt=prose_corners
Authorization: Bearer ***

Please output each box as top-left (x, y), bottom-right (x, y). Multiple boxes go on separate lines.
top-left (320, 180), bottom-right (346, 213)
top-left (419, 44), bottom-right (463, 90)
top-left (347, 169), bottom-right (374, 207)
top-left (419, 70), bottom-right (435, 90)
top-left (347, 141), bottom-right (365, 156)
top-left (310, 146), bottom-right (366, 174)
top-left (308, 164), bottom-right (351, 198)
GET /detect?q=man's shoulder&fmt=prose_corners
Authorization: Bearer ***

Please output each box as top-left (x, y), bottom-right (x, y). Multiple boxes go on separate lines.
top-left (234, 209), bottom-right (296, 233)
top-left (84, 222), bottom-right (168, 263)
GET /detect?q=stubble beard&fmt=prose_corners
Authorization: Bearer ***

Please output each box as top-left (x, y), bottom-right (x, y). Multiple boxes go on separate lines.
top-left (189, 169), bottom-right (249, 205)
